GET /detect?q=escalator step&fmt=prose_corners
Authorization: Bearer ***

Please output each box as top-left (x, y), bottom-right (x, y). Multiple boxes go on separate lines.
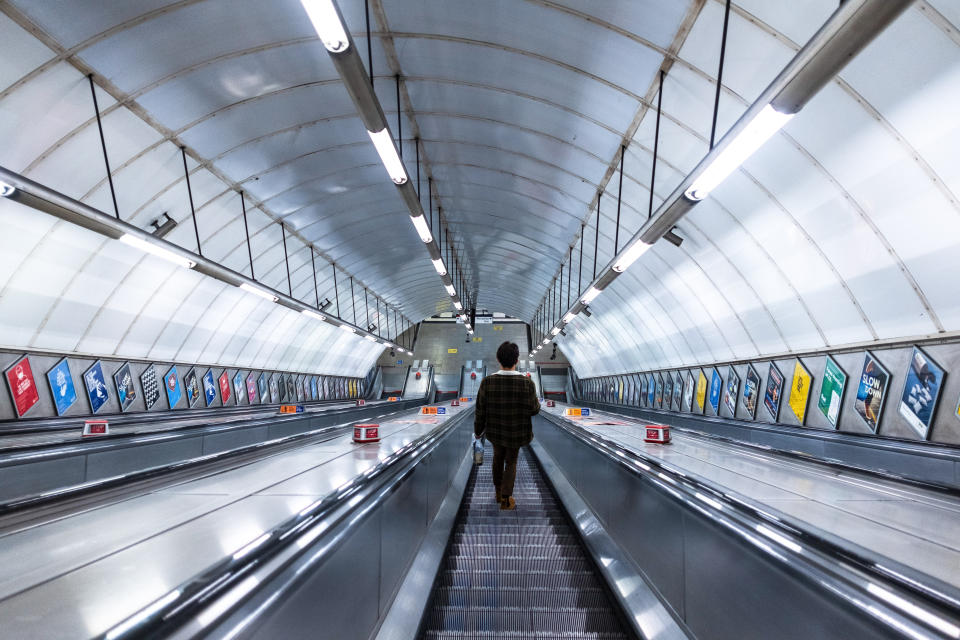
top-left (418, 446), bottom-right (629, 639)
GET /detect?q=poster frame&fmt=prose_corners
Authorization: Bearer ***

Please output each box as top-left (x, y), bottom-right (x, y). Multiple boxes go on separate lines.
top-left (247, 372), bottom-right (258, 404)
top-left (218, 370), bottom-right (231, 406)
top-left (743, 364), bottom-right (760, 420)
top-left (663, 374), bottom-right (674, 411)
top-left (897, 346), bottom-right (944, 440)
top-left (164, 365), bottom-right (183, 409)
top-left (708, 368), bottom-right (722, 415)
top-left (788, 359), bottom-right (813, 425)
top-left (723, 365), bottom-right (739, 417)
top-left (763, 362), bottom-right (784, 422)
top-left (140, 364), bottom-right (161, 411)
top-left (83, 360), bottom-right (110, 415)
top-left (184, 367), bottom-right (201, 408)
top-left (854, 350), bottom-right (890, 434)
top-left (696, 369), bottom-right (707, 414)
top-left (202, 369), bottom-right (217, 407)
top-left (684, 372), bottom-right (695, 412)
top-left (817, 355), bottom-right (847, 429)
top-left (232, 371), bottom-right (244, 406)
top-left (46, 357), bottom-right (78, 417)
top-left (674, 372), bottom-right (684, 410)
top-left (257, 372), bottom-right (268, 404)
top-left (113, 361), bottom-right (138, 413)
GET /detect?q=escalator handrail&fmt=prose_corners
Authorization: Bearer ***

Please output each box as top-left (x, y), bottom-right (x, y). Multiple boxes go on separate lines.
top-left (542, 412), bottom-right (960, 639)
top-left (0, 399), bottom-right (421, 463)
top-left (97, 406), bottom-right (475, 640)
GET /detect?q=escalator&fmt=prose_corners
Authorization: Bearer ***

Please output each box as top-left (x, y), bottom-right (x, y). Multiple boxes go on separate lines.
top-left (418, 443), bottom-right (632, 639)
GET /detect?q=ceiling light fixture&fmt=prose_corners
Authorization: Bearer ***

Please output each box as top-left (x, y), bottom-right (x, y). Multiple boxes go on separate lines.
top-left (453, 301), bottom-right (463, 311)
top-left (300, 0), bottom-right (350, 53)
top-left (612, 239), bottom-right (653, 273)
top-left (239, 282), bottom-right (279, 302)
top-left (368, 128), bottom-right (408, 185)
top-left (563, 312), bottom-right (576, 323)
top-left (581, 286), bottom-right (602, 305)
top-left (444, 284), bottom-right (456, 297)
top-left (301, 309), bottom-right (326, 321)
top-left (410, 214), bottom-right (433, 243)
top-left (0, 181), bottom-right (16, 197)
top-left (431, 258), bottom-right (447, 275)
top-left (684, 105), bottom-right (793, 201)
top-left (119, 233), bottom-right (197, 269)
top-left (339, 324), bottom-right (355, 333)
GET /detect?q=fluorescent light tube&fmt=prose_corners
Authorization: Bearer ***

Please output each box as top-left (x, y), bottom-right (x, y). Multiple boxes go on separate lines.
top-left (563, 312), bottom-right (576, 323)
top-left (119, 234), bottom-right (196, 269)
top-left (685, 105), bottom-right (793, 201)
top-left (444, 284), bottom-right (456, 296)
top-left (239, 282), bottom-right (278, 302)
top-left (581, 286), bottom-right (602, 305)
top-left (542, 339), bottom-right (550, 345)
top-left (410, 215), bottom-right (433, 243)
top-left (368, 128), bottom-right (408, 185)
top-left (301, 309), bottom-right (326, 321)
top-left (551, 327), bottom-right (561, 336)
top-left (384, 342), bottom-right (393, 348)
top-left (431, 258), bottom-right (447, 275)
top-left (0, 181), bottom-right (15, 197)
top-left (339, 324), bottom-right (355, 333)
top-left (453, 301), bottom-right (463, 311)
top-left (364, 335), bottom-right (377, 342)
top-left (613, 239), bottom-right (653, 273)
top-left (468, 329), bottom-right (474, 335)
top-left (300, 0), bottom-right (350, 53)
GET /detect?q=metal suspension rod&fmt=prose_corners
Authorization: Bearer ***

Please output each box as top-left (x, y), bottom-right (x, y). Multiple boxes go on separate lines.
top-left (241, 191), bottom-right (254, 278)
top-left (364, 0), bottom-right (373, 87)
top-left (333, 264), bottom-right (340, 318)
top-left (649, 70), bottom-right (665, 219)
top-left (615, 145), bottom-right (624, 254)
top-left (396, 75), bottom-right (402, 158)
top-left (281, 223), bottom-right (292, 296)
top-left (311, 249), bottom-right (319, 308)
top-left (710, 0), bottom-right (732, 149)
top-left (87, 75), bottom-right (119, 220)
top-left (578, 224), bottom-right (584, 296)
top-left (365, 289), bottom-right (370, 329)
top-left (181, 146), bottom-right (201, 256)
top-left (351, 277), bottom-right (357, 325)
top-left (593, 198), bottom-right (600, 280)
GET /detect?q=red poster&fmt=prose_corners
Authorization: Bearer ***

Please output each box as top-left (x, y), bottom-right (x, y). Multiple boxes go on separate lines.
top-left (5, 356), bottom-right (40, 418)
top-left (218, 371), bottom-right (231, 404)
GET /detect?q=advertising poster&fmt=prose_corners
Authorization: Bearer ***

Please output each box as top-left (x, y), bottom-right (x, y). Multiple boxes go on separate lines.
top-left (286, 375), bottom-right (296, 401)
top-left (46, 358), bottom-right (78, 416)
top-left (6, 355), bottom-right (40, 418)
top-left (233, 372), bottom-right (243, 405)
top-left (663, 375), bottom-right (674, 410)
top-left (764, 363), bottom-right (784, 421)
top-left (323, 376), bottom-right (330, 400)
top-left (247, 372), bottom-right (258, 404)
top-left (639, 375), bottom-right (647, 407)
top-left (684, 373), bottom-right (695, 412)
top-left (113, 362), bottom-right (137, 412)
top-left (269, 374), bottom-right (280, 403)
top-left (83, 361), bottom-right (110, 414)
top-left (898, 347), bottom-right (944, 440)
top-left (854, 352), bottom-right (890, 433)
top-left (165, 366), bottom-right (183, 409)
top-left (674, 373), bottom-right (684, 410)
top-left (202, 370), bottom-right (217, 407)
top-left (647, 374), bottom-right (655, 407)
top-left (141, 365), bottom-right (161, 410)
top-left (219, 371), bottom-right (231, 405)
top-left (788, 360), bottom-right (813, 425)
top-left (184, 368), bottom-right (200, 408)
top-left (310, 376), bottom-right (318, 401)
top-left (743, 365), bottom-right (760, 419)
top-left (817, 357), bottom-right (846, 428)
top-left (655, 373), bottom-right (664, 407)
top-left (257, 373), bottom-right (267, 403)
top-left (709, 368), bottom-right (722, 415)
top-left (297, 376), bottom-right (305, 402)
top-left (696, 370), bottom-right (707, 413)
top-left (277, 374), bottom-right (286, 402)
top-left (723, 366), bottom-right (739, 417)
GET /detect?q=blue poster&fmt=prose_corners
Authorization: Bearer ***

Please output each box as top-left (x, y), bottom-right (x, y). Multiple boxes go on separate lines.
top-left (310, 376), bottom-right (318, 401)
top-left (202, 369), bottom-right (217, 406)
top-left (46, 358), bottom-right (77, 416)
top-left (165, 366), bottom-right (183, 408)
top-left (83, 360), bottom-right (109, 414)
top-left (233, 371), bottom-right (244, 406)
top-left (257, 372), bottom-right (267, 403)
top-left (709, 368), bottom-right (722, 414)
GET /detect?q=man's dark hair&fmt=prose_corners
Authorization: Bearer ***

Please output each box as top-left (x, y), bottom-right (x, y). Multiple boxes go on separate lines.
top-left (496, 341), bottom-right (520, 368)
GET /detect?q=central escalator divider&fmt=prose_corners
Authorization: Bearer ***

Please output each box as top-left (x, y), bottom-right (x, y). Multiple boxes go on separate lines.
top-left (419, 442), bottom-right (632, 639)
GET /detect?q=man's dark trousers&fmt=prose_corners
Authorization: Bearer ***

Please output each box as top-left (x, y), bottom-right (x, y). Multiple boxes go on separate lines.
top-left (492, 443), bottom-right (520, 499)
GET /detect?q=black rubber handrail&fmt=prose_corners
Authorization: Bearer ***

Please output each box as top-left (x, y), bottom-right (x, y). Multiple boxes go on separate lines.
top-left (542, 412), bottom-right (960, 638)
top-left (96, 407), bottom-right (475, 640)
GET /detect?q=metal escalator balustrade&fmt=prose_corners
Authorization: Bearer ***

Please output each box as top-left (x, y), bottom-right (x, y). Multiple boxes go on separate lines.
top-left (420, 443), bottom-right (632, 639)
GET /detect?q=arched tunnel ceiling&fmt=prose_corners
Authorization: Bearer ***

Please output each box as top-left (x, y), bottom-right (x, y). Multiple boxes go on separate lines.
top-left (0, 1), bottom-right (958, 377)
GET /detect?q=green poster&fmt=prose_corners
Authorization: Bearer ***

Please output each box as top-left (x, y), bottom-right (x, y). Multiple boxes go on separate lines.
top-left (817, 356), bottom-right (846, 428)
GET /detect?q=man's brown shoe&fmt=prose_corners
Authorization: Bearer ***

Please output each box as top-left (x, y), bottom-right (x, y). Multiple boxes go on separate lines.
top-left (499, 496), bottom-right (516, 511)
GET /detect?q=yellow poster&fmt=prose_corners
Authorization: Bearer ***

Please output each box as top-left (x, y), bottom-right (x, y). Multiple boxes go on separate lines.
top-left (447, 348), bottom-right (458, 354)
top-left (472, 337), bottom-right (482, 342)
top-left (789, 360), bottom-right (812, 424)
top-left (618, 380), bottom-right (623, 402)
top-left (493, 325), bottom-right (503, 331)
top-left (696, 371), bottom-right (707, 411)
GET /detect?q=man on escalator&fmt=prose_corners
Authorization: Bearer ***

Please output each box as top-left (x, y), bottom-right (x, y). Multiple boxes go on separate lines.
top-left (474, 341), bottom-right (541, 510)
